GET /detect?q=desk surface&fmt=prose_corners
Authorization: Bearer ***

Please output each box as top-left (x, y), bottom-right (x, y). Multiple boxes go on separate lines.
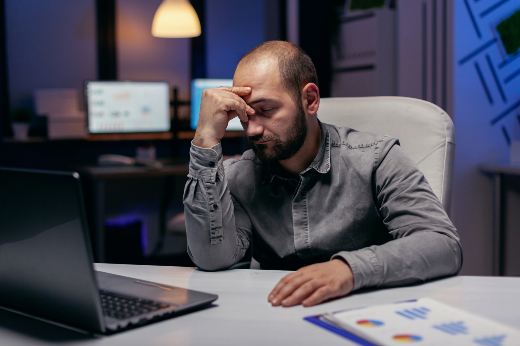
top-left (1, 264), bottom-right (519, 345)
top-left (78, 164), bottom-right (189, 179)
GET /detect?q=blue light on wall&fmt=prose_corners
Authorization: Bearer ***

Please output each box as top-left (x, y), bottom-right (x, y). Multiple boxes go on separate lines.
top-left (104, 213), bottom-right (148, 255)
top-left (458, 1), bottom-right (520, 145)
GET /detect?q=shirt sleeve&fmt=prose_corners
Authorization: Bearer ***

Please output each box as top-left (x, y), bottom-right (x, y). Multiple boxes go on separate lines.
top-left (332, 144), bottom-right (463, 291)
top-left (183, 142), bottom-right (252, 271)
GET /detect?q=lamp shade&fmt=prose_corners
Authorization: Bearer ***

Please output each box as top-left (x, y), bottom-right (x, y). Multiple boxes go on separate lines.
top-left (152, 0), bottom-right (201, 38)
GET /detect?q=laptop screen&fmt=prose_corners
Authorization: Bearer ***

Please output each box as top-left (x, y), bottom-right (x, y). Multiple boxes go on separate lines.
top-left (85, 81), bottom-right (170, 134)
top-left (190, 79), bottom-right (244, 131)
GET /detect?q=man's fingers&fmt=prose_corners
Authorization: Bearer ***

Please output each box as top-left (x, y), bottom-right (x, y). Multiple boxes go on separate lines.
top-left (280, 281), bottom-right (321, 307)
top-left (218, 88), bottom-right (255, 116)
top-left (268, 261), bottom-right (355, 308)
top-left (268, 273), bottom-right (302, 303)
top-left (219, 86), bottom-right (252, 96)
top-left (246, 105), bottom-right (255, 115)
top-left (270, 275), bottom-right (312, 306)
top-left (302, 286), bottom-right (333, 307)
top-left (225, 99), bottom-right (248, 122)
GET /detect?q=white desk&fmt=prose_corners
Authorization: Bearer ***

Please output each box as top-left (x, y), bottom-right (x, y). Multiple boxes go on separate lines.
top-left (1, 264), bottom-right (519, 345)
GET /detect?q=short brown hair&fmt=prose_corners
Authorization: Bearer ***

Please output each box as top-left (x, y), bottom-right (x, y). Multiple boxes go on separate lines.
top-left (236, 41), bottom-right (318, 106)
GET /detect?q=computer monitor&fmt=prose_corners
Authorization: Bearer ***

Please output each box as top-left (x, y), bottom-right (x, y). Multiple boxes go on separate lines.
top-left (191, 79), bottom-right (244, 131)
top-left (85, 81), bottom-right (171, 137)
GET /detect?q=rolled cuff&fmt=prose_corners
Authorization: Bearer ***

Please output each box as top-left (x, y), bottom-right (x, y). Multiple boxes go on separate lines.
top-left (332, 248), bottom-right (382, 291)
top-left (189, 141), bottom-right (224, 181)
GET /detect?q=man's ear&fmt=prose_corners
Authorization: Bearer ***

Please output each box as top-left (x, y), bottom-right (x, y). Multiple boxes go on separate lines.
top-left (302, 83), bottom-right (320, 115)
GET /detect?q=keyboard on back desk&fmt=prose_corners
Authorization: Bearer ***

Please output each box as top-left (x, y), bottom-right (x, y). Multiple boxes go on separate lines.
top-left (100, 290), bottom-right (171, 320)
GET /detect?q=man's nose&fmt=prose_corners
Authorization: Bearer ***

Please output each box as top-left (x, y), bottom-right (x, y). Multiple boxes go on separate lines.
top-left (245, 116), bottom-right (264, 137)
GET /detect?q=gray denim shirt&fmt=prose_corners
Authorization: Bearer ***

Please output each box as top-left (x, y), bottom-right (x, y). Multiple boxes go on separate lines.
top-left (183, 122), bottom-right (462, 291)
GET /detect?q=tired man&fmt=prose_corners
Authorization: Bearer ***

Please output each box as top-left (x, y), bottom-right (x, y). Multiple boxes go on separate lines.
top-left (183, 41), bottom-right (462, 307)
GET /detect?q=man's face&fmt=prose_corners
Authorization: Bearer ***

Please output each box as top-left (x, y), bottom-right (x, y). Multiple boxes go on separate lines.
top-left (233, 59), bottom-right (308, 162)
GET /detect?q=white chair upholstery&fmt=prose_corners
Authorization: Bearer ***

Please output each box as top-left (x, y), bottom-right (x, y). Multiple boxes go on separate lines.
top-left (318, 97), bottom-right (455, 213)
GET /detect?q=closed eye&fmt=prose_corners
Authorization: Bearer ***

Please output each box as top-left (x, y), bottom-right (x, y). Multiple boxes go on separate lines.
top-left (261, 109), bottom-right (273, 113)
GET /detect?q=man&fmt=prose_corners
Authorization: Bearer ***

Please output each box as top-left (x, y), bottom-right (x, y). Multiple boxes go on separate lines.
top-left (183, 41), bottom-right (462, 308)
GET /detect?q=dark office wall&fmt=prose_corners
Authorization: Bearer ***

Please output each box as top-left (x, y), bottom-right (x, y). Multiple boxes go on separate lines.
top-left (191, 0), bottom-right (206, 79)
top-left (205, 0), bottom-right (266, 79)
top-left (0, 0), bottom-right (9, 139)
top-left (265, 0), bottom-right (286, 42)
top-left (299, 0), bottom-right (345, 98)
top-left (5, 0), bottom-right (97, 111)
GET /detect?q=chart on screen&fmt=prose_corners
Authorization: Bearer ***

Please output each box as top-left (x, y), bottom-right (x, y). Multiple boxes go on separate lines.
top-left (86, 81), bottom-right (170, 134)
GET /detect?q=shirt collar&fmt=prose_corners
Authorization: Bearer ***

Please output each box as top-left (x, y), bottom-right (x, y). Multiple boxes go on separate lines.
top-left (261, 121), bottom-right (331, 185)
top-left (307, 121), bottom-right (331, 174)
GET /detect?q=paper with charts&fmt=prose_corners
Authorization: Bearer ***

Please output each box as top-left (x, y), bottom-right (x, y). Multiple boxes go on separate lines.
top-left (320, 297), bottom-right (520, 346)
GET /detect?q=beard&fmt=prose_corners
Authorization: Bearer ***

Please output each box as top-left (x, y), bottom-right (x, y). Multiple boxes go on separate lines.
top-left (248, 103), bottom-right (308, 162)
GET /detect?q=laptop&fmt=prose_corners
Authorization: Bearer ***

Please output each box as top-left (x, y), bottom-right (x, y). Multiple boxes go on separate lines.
top-left (0, 167), bottom-right (218, 334)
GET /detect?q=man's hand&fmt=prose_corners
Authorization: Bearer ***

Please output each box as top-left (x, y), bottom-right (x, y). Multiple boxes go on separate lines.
top-left (193, 87), bottom-right (255, 148)
top-left (268, 259), bottom-right (354, 307)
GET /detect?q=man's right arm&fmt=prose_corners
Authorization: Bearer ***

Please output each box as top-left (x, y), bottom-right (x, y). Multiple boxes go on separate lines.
top-left (183, 142), bottom-right (253, 270)
top-left (183, 87), bottom-right (256, 271)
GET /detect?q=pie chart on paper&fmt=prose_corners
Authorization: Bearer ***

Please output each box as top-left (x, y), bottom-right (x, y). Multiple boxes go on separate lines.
top-left (392, 334), bottom-right (423, 343)
top-left (356, 319), bottom-right (384, 327)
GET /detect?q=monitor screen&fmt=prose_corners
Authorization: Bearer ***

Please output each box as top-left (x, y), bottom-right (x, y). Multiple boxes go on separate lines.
top-left (85, 81), bottom-right (170, 134)
top-left (191, 79), bottom-right (244, 131)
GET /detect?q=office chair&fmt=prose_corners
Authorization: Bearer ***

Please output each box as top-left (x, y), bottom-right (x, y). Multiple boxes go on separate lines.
top-left (318, 96), bottom-right (455, 213)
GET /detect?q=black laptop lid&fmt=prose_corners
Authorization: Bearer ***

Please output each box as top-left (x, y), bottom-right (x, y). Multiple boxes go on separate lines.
top-left (0, 168), bottom-right (105, 333)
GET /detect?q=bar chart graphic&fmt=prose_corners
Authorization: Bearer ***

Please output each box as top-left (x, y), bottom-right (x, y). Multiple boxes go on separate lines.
top-left (395, 307), bottom-right (431, 320)
top-left (433, 321), bottom-right (469, 335)
top-left (474, 335), bottom-right (507, 346)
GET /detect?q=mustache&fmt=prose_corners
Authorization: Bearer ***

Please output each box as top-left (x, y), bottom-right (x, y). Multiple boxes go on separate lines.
top-left (248, 134), bottom-right (277, 143)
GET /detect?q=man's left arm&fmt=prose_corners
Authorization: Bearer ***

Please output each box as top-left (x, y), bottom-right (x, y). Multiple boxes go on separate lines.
top-left (333, 144), bottom-right (462, 291)
top-left (269, 144), bottom-right (462, 307)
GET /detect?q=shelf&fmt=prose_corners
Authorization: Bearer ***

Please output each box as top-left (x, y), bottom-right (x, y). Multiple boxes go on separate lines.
top-left (2, 131), bottom-right (245, 143)
top-left (3, 137), bottom-right (48, 143)
top-left (177, 131), bottom-right (245, 139)
top-left (87, 133), bottom-right (173, 141)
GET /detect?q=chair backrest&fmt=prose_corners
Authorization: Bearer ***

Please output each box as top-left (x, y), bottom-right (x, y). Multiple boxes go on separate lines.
top-left (318, 97), bottom-right (455, 213)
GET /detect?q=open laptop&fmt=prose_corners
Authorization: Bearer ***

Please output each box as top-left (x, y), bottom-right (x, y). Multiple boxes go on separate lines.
top-left (0, 167), bottom-right (217, 334)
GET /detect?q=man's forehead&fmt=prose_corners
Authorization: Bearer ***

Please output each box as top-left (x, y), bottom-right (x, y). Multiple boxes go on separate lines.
top-left (233, 58), bottom-right (281, 87)
top-left (233, 59), bottom-right (289, 105)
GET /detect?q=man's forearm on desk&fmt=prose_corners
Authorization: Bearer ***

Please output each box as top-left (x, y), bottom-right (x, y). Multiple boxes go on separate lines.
top-left (183, 142), bottom-right (250, 271)
top-left (333, 230), bottom-right (462, 290)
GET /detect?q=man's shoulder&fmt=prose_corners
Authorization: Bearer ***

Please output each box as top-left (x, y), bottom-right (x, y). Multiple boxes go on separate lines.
top-left (323, 122), bottom-right (399, 169)
top-left (322, 122), bottom-right (393, 148)
top-left (224, 149), bottom-right (261, 168)
top-left (224, 149), bottom-right (265, 182)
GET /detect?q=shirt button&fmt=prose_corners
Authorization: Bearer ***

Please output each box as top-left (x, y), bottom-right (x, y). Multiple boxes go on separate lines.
top-left (212, 203), bottom-right (218, 211)
top-left (208, 161), bottom-right (215, 167)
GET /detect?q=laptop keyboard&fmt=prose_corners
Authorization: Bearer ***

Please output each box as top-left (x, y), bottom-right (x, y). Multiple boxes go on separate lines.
top-left (100, 290), bottom-right (171, 320)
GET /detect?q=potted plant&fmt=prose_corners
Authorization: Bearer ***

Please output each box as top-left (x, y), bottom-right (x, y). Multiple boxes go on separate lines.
top-left (10, 107), bottom-right (33, 140)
